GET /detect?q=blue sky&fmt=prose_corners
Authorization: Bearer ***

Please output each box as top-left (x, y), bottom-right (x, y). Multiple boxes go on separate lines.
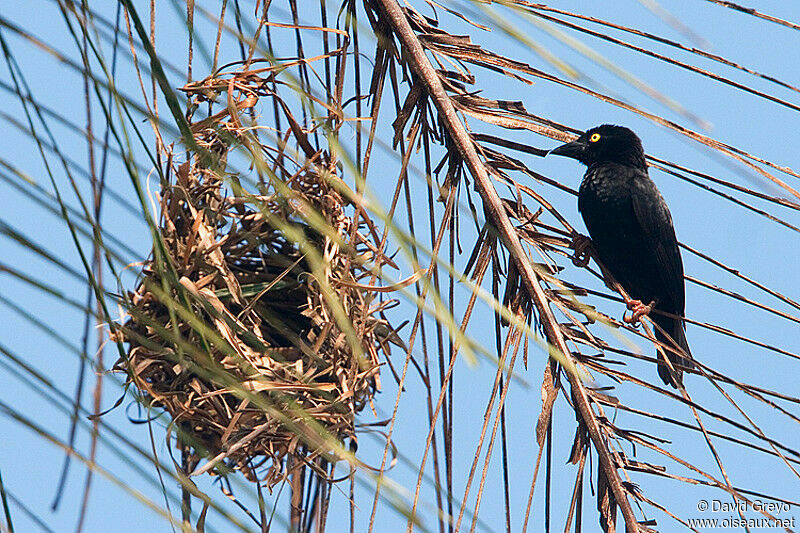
top-left (0, 1), bottom-right (798, 532)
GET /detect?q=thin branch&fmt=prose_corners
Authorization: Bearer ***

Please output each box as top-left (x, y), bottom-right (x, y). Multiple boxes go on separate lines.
top-left (373, 2), bottom-right (641, 531)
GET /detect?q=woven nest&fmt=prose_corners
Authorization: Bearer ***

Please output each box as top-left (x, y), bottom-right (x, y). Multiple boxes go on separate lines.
top-left (116, 150), bottom-right (395, 486)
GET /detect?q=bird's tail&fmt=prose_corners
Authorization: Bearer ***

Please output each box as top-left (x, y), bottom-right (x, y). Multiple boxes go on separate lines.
top-left (653, 316), bottom-right (693, 388)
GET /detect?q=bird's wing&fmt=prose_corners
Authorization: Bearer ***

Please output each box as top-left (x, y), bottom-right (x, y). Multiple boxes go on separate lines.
top-left (630, 175), bottom-right (685, 312)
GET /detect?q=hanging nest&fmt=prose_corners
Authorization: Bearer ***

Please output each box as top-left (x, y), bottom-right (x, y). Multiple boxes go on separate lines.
top-left (115, 126), bottom-right (399, 487)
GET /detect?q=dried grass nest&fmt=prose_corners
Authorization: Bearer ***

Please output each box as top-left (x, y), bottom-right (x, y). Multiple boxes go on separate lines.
top-left (116, 156), bottom-right (396, 486)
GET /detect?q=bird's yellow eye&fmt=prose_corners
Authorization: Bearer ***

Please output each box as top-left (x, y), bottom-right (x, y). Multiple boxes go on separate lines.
top-left (589, 133), bottom-right (601, 143)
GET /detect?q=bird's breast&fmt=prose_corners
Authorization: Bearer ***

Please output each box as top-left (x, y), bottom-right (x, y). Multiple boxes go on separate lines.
top-left (578, 167), bottom-right (635, 231)
top-left (577, 166), bottom-right (659, 301)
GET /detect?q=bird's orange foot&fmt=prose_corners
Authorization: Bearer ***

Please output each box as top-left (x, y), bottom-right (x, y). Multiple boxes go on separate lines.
top-left (571, 233), bottom-right (592, 267)
top-left (623, 299), bottom-right (654, 325)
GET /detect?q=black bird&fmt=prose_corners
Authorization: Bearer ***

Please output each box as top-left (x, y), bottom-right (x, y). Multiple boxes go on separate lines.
top-left (549, 125), bottom-right (691, 387)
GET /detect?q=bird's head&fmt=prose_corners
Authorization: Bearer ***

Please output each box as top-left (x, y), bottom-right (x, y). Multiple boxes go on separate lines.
top-left (548, 125), bottom-right (646, 169)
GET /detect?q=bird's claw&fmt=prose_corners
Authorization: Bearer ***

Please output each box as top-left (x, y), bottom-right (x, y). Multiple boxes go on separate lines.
top-left (623, 299), bottom-right (654, 326)
top-left (571, 233), bottom-right (592, 268)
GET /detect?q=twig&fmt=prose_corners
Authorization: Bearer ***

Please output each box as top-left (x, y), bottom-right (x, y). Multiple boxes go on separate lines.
top-left (373, 2), bottom-right (641, 530)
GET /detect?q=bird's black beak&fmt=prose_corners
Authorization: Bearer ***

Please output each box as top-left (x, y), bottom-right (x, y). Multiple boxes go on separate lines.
top-left (548, 139), bottom-right (587, 161)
